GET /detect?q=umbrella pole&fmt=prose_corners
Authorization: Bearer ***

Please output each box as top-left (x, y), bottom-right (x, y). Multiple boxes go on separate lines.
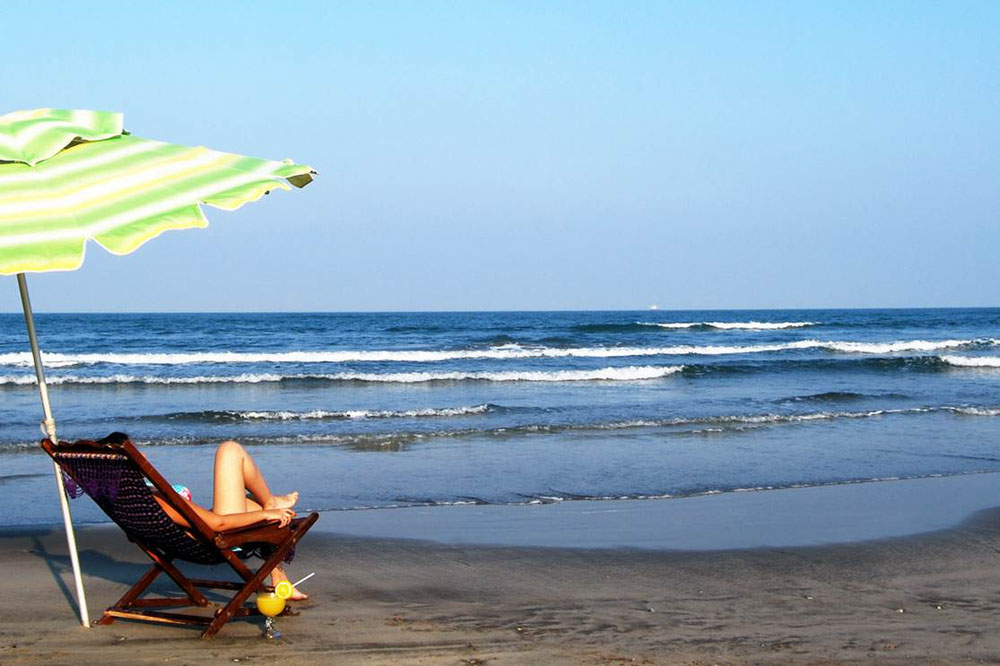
top-left (16, 274), bottom-right (91, 628)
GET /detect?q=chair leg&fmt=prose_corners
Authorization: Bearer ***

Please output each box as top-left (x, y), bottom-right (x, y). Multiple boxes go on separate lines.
top-left (99, 563), bottom-right (163, 625)
top-left (203, 552), bottom-right (283, 637)
top-left (202, 514), bottom-right (318, 638)
top-left (142, 548), bottom-right (210, 607)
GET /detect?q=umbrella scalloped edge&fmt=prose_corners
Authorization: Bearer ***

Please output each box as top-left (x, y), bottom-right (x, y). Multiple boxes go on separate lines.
top-left (0, 109), bottom-right (315, 275)
top-left (0, 166), bottom-right (315, 275)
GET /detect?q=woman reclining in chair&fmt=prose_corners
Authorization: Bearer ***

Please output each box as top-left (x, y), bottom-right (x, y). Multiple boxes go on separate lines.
top-left (105, 435), bottom-right (309, 601)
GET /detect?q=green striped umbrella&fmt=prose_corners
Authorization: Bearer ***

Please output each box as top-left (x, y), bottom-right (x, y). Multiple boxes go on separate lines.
top-left (0, 108), bottom-right (316, 627)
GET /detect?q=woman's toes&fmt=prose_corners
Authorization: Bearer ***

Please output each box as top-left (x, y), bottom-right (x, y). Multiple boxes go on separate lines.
top-left (267, 492), bottom-right (299, 510)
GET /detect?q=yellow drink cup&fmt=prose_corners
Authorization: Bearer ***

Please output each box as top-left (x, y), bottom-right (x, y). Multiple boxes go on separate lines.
top-left (256, 592), bottom-right (286, 617)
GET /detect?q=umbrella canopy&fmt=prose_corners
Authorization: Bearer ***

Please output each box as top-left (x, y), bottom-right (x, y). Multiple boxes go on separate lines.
top-left (0, 108), bottom-right (313, 274)
top-left (0, 108), bottom-right (315, 627)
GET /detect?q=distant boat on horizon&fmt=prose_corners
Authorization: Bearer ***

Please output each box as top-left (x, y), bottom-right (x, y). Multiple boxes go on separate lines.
top-left (648, 304), bottom-right (659, 310)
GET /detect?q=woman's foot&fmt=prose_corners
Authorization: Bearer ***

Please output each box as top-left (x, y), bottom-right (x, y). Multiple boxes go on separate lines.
top-left (265, 491), bottom-right (299, 511)
top-left (271, 568), bottom-right (309, 600)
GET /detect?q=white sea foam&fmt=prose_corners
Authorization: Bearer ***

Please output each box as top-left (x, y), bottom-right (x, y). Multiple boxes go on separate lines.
top-left (236, 405), bottom-right (491, 420)
top-left (0, 365), bottom-right (683, 386)
top-left (0, 372), bottom-right (290, 385)
top-left (940, 355), bottom-right (1000, 368)
top-left (639, 321), bottom-right (815, 330)
top-left (0, 375), bottom-right (43, 385)
top-left (946, 406), bottom-right (1000, 416)
top-left (822, 339), bottom-right (982, 354)
top-left (587, 404), bottom-right (998, 432)
top-left (6, 402), bottom-right (992, 451)
top-left (591, 409), bottom-right (918, 430)
top-left (0, 347), bottom-right (692, 364)
top-left (726, 409), bottom-right (918, 423)
top-left (0, 338), bottom-right (989, 368)
top-left (0, 355), bottom-right (79, 368)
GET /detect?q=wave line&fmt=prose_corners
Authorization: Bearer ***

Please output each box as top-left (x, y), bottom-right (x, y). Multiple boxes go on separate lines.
top-left (0, 338), bottom-right (992, 367)
top-left (0, 365), bottom-right (684, 386)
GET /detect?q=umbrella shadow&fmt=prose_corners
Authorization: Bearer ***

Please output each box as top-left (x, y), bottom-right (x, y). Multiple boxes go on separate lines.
top-left (29, 535), bottom-right (82, 623)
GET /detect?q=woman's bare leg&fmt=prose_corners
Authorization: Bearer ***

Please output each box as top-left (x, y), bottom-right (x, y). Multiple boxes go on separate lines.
top-left (211, 441), bottom-right (307, 600)
top-left (211, 440), bottom-right (298, 515)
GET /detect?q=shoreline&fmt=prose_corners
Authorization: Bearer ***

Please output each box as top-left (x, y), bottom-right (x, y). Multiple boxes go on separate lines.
top-left (313, 471), bottom-right (1000, 550)
top-left (8, 471), bottom-right (1000, 550)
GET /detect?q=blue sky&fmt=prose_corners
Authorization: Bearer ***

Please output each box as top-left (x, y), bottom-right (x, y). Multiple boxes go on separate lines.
top-left (1, 1), bottom-right (997, 311)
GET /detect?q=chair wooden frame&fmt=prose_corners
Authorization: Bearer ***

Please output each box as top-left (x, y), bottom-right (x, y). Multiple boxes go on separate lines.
top-left (42, 437), bottom-right (319, 638)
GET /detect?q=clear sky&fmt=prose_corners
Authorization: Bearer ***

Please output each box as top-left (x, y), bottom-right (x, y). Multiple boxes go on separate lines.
top-left (1, 1), bottom-right (997, 312)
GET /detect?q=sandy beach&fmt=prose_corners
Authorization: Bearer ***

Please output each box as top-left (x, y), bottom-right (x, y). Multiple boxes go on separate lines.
top-left (4, 476), bottom-right (1000, 665)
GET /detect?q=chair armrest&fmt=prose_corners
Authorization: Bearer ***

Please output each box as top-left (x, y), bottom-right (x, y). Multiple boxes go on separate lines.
top-left (215, 515), bottom-right (317, 549)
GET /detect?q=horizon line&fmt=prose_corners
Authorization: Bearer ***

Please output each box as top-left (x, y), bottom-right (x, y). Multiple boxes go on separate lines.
top-left (0, 305), bottom-right (998, 316)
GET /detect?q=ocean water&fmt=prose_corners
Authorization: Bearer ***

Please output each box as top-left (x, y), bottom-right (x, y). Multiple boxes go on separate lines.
top-left (1, 309), bottom-right (998, 526)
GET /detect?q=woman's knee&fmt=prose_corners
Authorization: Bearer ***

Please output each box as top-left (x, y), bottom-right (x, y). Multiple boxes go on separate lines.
top-left (216, 440), bottom-right (246, 462)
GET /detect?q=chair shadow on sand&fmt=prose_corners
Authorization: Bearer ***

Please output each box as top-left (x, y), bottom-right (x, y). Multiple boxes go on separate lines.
top-left (29, 533), bottom-right (252, 622)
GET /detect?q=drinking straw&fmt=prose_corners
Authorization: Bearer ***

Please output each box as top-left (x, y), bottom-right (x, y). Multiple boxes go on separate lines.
top-left (292, 572), bottom-right (316, 588)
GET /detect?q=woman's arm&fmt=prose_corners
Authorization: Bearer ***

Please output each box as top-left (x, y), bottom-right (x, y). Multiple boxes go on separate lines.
top-left (192, 503), bottom-right (296, 531)
top-left (154, 495), bottom-right (295, 531)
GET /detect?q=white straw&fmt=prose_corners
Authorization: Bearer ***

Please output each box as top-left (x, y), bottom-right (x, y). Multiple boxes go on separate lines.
top-left (292, 572), bottom-right (316, 588)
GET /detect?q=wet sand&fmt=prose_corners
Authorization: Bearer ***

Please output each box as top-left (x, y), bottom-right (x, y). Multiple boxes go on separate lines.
top-left (321, 472), bottom-right (1000, 549)
top-left (4, 477), bottom-right (1000, 665)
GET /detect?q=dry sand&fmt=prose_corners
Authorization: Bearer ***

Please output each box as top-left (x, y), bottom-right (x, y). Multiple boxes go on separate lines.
top-left (4, 488), bottom-right (1000, 665)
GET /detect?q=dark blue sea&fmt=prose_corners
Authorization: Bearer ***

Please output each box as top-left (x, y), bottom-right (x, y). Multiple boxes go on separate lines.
top-left (2, 309), bottom-right (998, 526)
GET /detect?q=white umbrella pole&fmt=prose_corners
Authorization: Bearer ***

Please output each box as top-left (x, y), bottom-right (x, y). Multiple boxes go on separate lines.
top-left (16, 274), bottom-right (90, 628)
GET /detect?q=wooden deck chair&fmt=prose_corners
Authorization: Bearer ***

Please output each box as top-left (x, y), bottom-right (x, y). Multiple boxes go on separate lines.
top-left (42, 437), bottom-right (319, 638)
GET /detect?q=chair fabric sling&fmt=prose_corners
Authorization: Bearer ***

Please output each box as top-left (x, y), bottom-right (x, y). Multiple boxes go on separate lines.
top-left (42, 437), bottom-right (319, 638)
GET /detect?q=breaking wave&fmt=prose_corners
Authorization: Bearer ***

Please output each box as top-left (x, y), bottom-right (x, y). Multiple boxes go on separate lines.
top-left (945, 406), bottom-right (1000, 416)
top-left (156, 404), bottom-right (494, 422)
top-left (0, 338), bottom-right (991, 368)
top-left (589, 408), bottom-right (932, 430)
top-left (3, 401), bottom-right (998, 454)
top-left (582, 405), bottom-right (1000, 432)
top-left (21, 403), bottom-right (996, 448)
top-left (637, 320), bottom-right (815, 330)
top-left (0, 365), bottom-right (683, 386)
top-left (3, 352), bottom-right (987, 387)
top-left (940, 355), bottom-right (1000, 368)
